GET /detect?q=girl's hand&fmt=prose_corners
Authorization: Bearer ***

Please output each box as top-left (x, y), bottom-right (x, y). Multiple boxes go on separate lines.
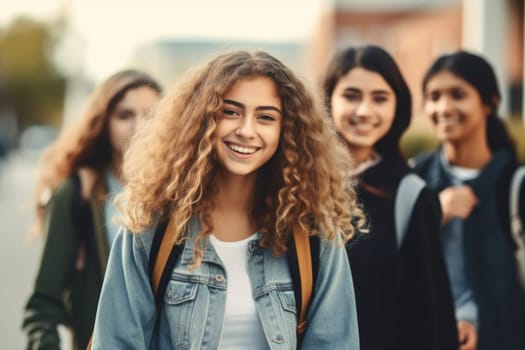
top-left (457, 320), bottom-right (478, 350)
top-left (439, 186), bottom-right (478, 224)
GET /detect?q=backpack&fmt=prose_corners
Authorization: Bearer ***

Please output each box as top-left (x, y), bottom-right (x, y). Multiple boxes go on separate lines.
top-left (149, 216), bottom-right (320, 339)
top-left (394, 173), bottom-right (427, 248)
top-left (510, 166), bottom-right (525, 290)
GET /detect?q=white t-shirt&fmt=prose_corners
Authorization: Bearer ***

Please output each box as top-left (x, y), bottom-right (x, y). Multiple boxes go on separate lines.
top-left (440, 151), bottom-right (481, 183)
top-left (209, 234), bottom-right (269, 350)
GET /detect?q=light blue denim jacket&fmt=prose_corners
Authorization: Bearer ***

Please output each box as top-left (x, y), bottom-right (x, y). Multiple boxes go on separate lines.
top-left (92, 218), bottom-right (359, 349)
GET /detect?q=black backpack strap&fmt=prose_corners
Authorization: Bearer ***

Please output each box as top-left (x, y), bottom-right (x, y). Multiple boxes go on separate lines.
top-left (70, 173), bottom-right (95, 259)
top-left (148, 219), bottom-right (169, 279)
top-left (149, 218), bottom-right (184, 308)
top-left (309, 236), bottom-right (320, 284)
top-left (70, 173), bottom-right (90, 237)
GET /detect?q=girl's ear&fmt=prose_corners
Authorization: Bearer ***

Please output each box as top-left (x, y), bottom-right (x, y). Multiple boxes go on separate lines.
top-left (483, 104), bottom-right (492, 118)
top-left (484, 95), bottom-right (500, 118)
top-left (491, 95), bottom-right (501, 109)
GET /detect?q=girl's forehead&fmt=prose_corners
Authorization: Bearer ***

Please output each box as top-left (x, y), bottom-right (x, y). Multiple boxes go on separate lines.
top-left (336, 67), bottom-right (393, 93)
top-left (426, 71), bottom-right (474, 90)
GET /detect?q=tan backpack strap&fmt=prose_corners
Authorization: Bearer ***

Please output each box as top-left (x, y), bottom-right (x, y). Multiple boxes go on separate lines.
top-left (86, 216), bottom-right (179, 349)
top-left (293, 224), bottom-right (313, 334)
top-left (86, 336), bottom-right (93, 350)
top-left (151, 215), bottom-right (179, 295)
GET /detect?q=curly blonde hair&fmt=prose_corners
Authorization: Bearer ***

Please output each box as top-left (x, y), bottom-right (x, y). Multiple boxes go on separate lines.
top-left (32, 69), bottom-right (162, 235)
top-left (119, 51), bottom-right (365, 263)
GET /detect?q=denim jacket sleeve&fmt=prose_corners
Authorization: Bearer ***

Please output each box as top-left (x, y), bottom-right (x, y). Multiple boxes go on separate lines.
top-left (91, 228), bottom-right (157, 349)
top-left (301, 236), bottom-right (359, 349)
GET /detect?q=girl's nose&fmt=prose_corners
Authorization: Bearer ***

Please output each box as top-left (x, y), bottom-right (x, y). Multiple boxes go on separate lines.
top-left (235, 116), bottom-right (256, 139)
top-left (436, 96), bottom-right (454, 116)
top-left (355, 100), bottom-right (373, 118)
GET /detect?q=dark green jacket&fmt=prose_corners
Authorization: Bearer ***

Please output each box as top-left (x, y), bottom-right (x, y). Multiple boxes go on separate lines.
top-left (22, 177), bottom-right (110, 350)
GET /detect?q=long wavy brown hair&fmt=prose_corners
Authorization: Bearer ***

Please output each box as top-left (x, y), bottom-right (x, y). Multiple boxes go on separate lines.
top-left (32, 69), bottom-right (162, 235)
top-left (118, 51), bottom-right (365, 264)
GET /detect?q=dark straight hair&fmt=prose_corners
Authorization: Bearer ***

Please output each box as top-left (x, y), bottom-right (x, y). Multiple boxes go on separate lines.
top-left (422, 50), bottom-right (516, 160)
top-left (323, 45), bottom-right (412, 162)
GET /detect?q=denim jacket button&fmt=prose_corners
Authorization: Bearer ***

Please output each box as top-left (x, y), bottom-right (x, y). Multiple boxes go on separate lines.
top-left (215, 274), bottom-right (225, 282)
top-left (271, 335), bottom-right (285, 344)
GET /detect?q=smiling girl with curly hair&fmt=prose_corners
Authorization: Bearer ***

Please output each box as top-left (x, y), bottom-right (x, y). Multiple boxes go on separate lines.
top-left (91, 50), bottom-right (364, 349)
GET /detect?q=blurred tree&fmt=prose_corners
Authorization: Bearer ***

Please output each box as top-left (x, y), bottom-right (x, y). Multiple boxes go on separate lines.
top-left (0, 16), bottom-right (66, 130)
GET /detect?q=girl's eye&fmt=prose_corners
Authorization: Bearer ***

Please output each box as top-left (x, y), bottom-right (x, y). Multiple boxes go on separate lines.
top-left (429, 91), bottom-right (440, 102)
top-left (222, 109), bottom-right (239, 117)
top-left (451, 89), bottom-right (466, 100)
top-left (258, 114), bottom-right (276, 122)
top-left (373, 96), bottom-right (388, 104)
top-left (114, 110), bottom-right (134, 120)
top-left (343, 94), bottom-right (360, 101)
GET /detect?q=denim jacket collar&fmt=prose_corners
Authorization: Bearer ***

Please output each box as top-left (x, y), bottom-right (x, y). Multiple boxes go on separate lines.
top-left (179, 216), bottom-right (263, 266)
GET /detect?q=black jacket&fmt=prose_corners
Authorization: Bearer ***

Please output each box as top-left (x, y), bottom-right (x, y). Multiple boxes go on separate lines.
top-left (414, 149), bottom-right (525, 350)
top-left (347, 157), bottom-right (458, 350)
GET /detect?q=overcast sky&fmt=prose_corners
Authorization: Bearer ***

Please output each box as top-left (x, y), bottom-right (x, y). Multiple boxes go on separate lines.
top-left (1, 0), bottom-right (326, 80)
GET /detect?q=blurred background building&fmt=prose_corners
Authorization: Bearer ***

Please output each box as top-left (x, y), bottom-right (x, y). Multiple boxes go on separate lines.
top-left (312, 0), bottom-right (523, 121)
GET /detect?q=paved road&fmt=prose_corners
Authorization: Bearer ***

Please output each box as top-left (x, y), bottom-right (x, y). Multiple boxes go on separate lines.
top-left (0, 150), bottom-right (71, 349)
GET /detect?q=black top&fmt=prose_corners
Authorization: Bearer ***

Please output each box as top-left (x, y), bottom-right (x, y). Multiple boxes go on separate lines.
top-left (347, 157), bottom-right (458, 350)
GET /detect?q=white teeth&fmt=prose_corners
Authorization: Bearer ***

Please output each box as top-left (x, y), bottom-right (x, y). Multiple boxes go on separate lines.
top-left (228, 143), bottom-right (257, 154)
top-left (349, 117), bottom-right (378, 130)
top-left (353, 123), bottom-right (374, 131)
top-left (437, 115), bottom-right (460, 124)
top-left (349, 120), bottom-right (376, 132)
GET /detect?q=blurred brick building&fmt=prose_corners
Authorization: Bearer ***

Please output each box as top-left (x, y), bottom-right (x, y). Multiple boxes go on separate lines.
top-left (308, 0), bottom-right (524, 120)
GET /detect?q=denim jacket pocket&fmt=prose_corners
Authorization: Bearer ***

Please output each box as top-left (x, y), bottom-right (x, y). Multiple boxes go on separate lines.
top-left (165, 280), bottom-right (198, 305)
top-left (253, 284), bottom-right (297, 348)
top-left (161, 279), bottom-right (199, 349)
top-left (277, 289), bottom-right (297, 315)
